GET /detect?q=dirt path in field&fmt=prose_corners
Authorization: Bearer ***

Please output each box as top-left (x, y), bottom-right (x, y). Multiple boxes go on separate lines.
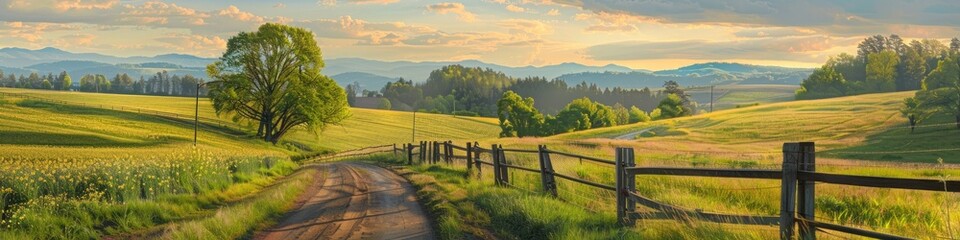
top-left (613, 127), bottom-right (654, 140)
top-left (254, 162), bottom-right (435, 240)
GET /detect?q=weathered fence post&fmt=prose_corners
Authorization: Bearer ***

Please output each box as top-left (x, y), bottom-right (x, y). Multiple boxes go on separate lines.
top-left (407, 144), bottom-right (414, 165)
top-left (615, 147), bottom-right (636, 225)
top-left (798, 142), bottom-right (816, 240)
top-left (492, 144), bottom-right (502, 185)
top-left (420, 141), bottom-right (426, 163)
top-left (474, 142), bottom-right (482, 176)
top-left (780, 143), bottom-right (801, 240)
top-left (433, 141), bottom-right (440, 164)
top-left (444, 141), bottom-right (452, 164)
top-left (466, 142), bottom-right (474, 172)
top-left (393, 143), bottom-right (398, 156)
top-left (498, 145), bottom-right (509, 185)
top-left (625, 147), bottom-right (636, 225)
top-left (538, 145), bottom-right (558, 197)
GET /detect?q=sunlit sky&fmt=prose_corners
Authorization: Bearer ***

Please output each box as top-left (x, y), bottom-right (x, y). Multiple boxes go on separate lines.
top-left (1, 0), bottom-right (959, 70)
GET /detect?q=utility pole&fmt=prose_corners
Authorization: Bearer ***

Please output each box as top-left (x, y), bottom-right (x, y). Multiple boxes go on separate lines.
top-left (411, 110), bottom-right (418, 143)
top-left (710, 85), bottom-right (714, 113)
top-left (194, 83), bottom-right (200, 146)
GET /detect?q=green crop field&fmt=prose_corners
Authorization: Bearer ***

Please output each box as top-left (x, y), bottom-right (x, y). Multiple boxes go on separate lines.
top-left (0, 88), bottom-right (502, 153)
top-left (0, 87), bottom-right (502, 239)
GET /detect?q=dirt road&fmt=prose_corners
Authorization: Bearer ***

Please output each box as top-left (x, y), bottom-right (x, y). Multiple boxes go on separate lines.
top-left (255, 162), bottom-right (434, 240)
top-left (613, 127), bottom-right (653, 140)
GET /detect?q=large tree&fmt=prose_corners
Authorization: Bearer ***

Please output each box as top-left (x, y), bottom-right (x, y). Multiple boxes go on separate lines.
top-left (497, 91), bottom-right (543, 137)
top-left (864, 50), bottom-right (899, 93)
top-left (207, 23), bottom-right (349, 144)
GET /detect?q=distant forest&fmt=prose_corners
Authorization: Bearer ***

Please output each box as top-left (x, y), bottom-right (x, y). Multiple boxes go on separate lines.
top-left (356, 65), bottom-right (689, 117)
top-left (0, 70), bottom-right (209, 97)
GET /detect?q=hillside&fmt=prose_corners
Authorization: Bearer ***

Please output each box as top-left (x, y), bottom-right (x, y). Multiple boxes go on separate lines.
top-left (0, 88), bottom-right (502, 152)
top-left (556, 91), bottom-right (960, 162)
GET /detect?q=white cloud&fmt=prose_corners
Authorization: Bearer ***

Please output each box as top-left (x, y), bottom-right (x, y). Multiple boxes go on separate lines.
top-left (506, 4), bottom-right (525, 12)
top-left (426, 2), bottom-right (476, 22)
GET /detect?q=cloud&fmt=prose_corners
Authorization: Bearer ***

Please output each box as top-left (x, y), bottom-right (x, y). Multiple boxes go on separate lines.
top-left (273, 3), bottom-right (285, 8)
top-left (155, 33), bottom-right (227, 56)
top-left (574, 11), bottom-right (654, 32)
top-left (546, 9), bottom-right (560, 16)
top-left (0, 21), bottom-right (80, 43)
top-left (348, 0), bottom-right (399, 4)
top-left (506, 4), bottom-right (525, 12)
top-left (498, 19), bottom-right (551, 36)
top-left (585, 36), bottom-right (859, 62)
top-left (426, 2), bottom-right (476, 22)
top-left (546, 0), bottom-right (960, 37)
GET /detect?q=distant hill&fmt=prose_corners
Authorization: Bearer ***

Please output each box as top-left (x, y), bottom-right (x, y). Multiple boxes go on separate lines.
top-left (330, 72), bottom-right (397, 92)
top-left (0, 47), bottom-right (216, 68)
top-left (556, 62), bottom-right (812, 89)
top-left (0, 47), bottom-right (812, 90)
top-left (0, 60), bottom-right (207, 80)
top-left (324, 58), bottom-right (639, 81)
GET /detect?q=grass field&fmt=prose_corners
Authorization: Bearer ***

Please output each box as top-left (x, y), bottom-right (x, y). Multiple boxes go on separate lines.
top-left (447, 91), bottom-right (960, 238)
top-left (0, 88), bottom-right (502, 152)
top-left (687, 84), bottom-right (798, 111)
top-left (4, 86), bottom-right (959, 239)
top-left (0, 87), bottom-right (502, 239)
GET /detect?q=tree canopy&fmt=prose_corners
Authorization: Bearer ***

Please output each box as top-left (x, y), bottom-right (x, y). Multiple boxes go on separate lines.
top-left (207, 23), bottom-right (349, 144)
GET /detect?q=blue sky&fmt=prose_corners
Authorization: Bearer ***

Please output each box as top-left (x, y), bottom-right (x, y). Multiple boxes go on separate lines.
top-left (1, 0), bottom-right (959, 70)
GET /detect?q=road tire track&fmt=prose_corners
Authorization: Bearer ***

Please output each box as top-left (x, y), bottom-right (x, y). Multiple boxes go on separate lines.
top-left (255, 162), bottom-right (434, 240)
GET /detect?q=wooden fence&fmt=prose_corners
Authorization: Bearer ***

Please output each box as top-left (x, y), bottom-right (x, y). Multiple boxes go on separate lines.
top-left (386, 140), bottom-right (960, 240)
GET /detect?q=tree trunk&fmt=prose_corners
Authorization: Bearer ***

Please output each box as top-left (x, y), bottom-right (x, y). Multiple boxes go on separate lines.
top-left (956, 114), bottom-right (959, 129)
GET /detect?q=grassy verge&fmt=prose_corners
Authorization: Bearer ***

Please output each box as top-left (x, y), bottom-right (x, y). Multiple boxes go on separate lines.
top-left (159, 166), bottom-right (318, 239)
top-left (366, 155), bottom-right (771, 239)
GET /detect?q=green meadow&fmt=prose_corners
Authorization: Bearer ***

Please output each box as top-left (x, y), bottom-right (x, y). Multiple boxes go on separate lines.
top-left (2, 87), bottom-right (959, 239)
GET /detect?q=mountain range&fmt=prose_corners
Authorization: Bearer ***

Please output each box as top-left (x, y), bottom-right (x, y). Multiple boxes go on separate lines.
top-left (0, 47), bottom-right (812, 91)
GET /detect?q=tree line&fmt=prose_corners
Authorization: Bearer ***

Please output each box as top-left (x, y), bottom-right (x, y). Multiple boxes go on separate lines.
top-left (797, 35), bottom-right (960, 99)
top-left (497, 81), bottom-right (693, 137)
top-left (0, 69), bottom-right (210, 97)
top-left (371, 65), bottom-right (694, 117)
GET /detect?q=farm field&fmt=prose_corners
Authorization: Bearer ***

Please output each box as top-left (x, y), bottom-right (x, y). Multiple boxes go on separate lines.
top-left (0, 88), bottom-right (502, 152)
top-left (687, 84), bottom-right (798, 111)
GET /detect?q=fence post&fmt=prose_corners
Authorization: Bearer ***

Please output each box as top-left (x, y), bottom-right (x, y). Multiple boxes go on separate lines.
top-left (407, 144), bottom-right (414, 165)
top-left (444, 141), bottom-right (451, 164)
top-left (615, 147), bottom-right (636, 225)
top-left (798, 142), bottom-right (816, 240)
top-left (780, 143), bottom-right (801, 240)
top-left (466, 142), bottom-right (474, 172)
top-left (498, 145), bottom-right (509, 185)
top-left (474, 142), bottom-right (482, 176)
top-left (393, 143), bottom-right (398, 157)
top-left (447, 141), bottom-right (454, 164)
top-left (538, 145), bottom-right (558, 197)
top-left (625, 147), bottom-right (636, 225)
top-left (492, 144), bottom-right (501, 185)
top-left (419, 141), bottom-right (425, 163)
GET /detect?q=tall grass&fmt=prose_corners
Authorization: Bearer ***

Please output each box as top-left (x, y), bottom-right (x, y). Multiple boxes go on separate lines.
top-left (0, 148), bottom-right (296, 239)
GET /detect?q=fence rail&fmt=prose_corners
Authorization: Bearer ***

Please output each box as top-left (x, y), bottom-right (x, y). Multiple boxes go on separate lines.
top-left (387, 140), bottom-right (959, 240)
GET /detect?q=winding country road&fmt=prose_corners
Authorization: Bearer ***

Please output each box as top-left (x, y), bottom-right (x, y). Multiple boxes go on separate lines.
top-left (255, 162), bottom-right (434, 240)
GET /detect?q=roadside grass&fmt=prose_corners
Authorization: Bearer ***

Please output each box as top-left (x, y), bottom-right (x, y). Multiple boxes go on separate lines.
top-left (367, 154), bottom-right (776, 239)
top-left (159, 166), bottom-right (317, 240)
